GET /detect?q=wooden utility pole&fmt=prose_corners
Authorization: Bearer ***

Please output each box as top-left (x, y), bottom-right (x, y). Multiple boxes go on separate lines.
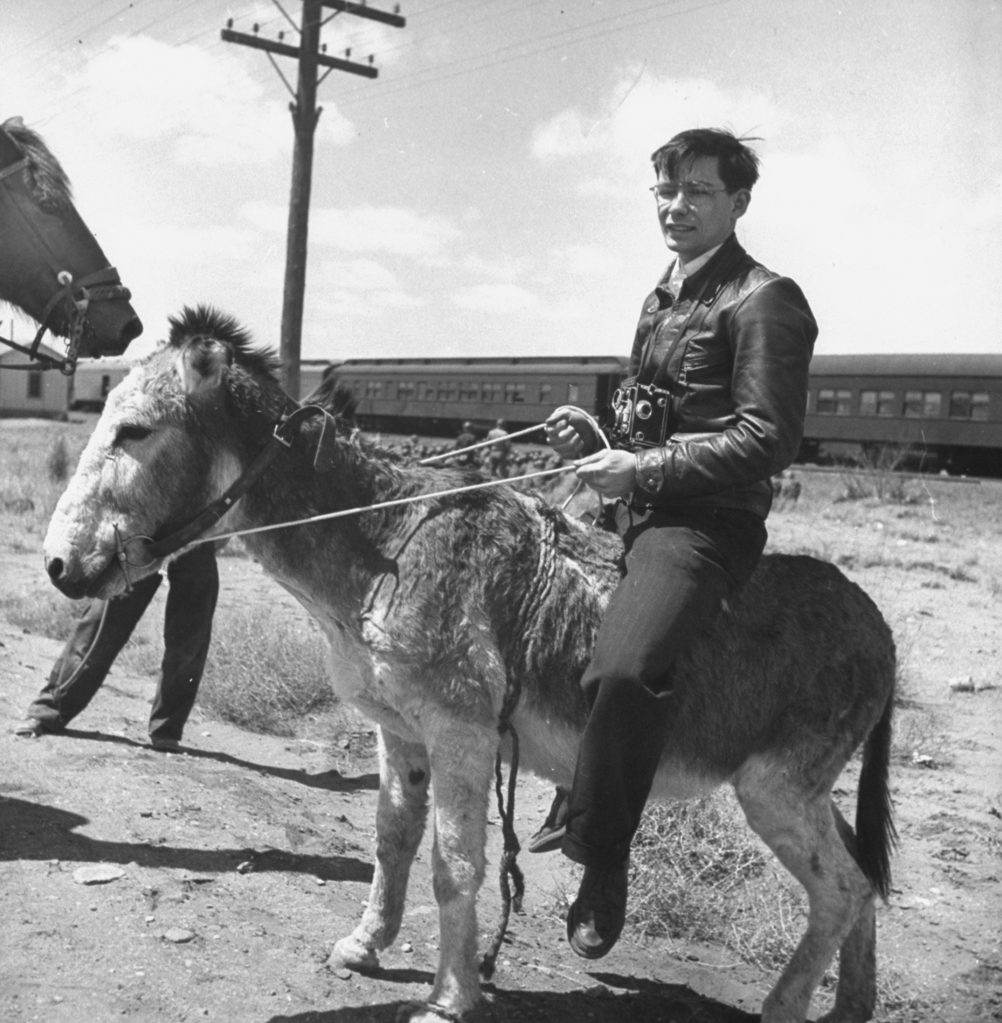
top-left (222, 1), bottom-right (405, 397)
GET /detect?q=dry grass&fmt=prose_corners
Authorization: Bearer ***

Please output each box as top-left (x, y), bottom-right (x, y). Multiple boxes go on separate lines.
top-left (199, 603), bottom-right (334, 735)
top-left (627, 793), bottom-right (806, 974)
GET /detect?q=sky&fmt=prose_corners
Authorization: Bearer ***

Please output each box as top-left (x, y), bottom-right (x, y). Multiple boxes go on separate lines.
top-left (3, 0), bottom-right (1000, 369)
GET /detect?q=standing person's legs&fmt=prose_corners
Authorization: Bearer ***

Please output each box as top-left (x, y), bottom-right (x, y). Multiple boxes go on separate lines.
top-left (19, 574), bottom-right (163, 734)
top-left (148, 544), bottom-right (219, 745)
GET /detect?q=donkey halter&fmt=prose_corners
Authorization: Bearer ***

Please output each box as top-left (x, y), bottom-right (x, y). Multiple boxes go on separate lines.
top-left (0, 153), bottom-right (132, 375)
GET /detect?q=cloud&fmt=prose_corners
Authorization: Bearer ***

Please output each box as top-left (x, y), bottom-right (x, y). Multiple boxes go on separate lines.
top-left (242, 200), bottom-right (462, 261)
top-left (321, 258), bottom-right (400, 292)
top-left (550, 243), bottom-right (622, 277)
top-left (531, 71), bottom-right (786, 193)
top-left (68, 35), bottom-right (355, 165)
top-left (452, 283), bottom-right (541, 313)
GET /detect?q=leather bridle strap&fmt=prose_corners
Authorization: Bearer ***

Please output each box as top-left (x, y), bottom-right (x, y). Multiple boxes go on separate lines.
top-left (139, 403), bottom-right (328, 563)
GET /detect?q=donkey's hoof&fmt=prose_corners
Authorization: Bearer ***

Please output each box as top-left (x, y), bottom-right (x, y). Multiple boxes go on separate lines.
top-left (395, 1000), bottom-right (467, 1023)
top-left (328, 935), bottom-right (379, 974)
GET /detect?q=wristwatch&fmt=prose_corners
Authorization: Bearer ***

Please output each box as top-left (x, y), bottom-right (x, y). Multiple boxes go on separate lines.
top-left (634, 448), bottom-right (666, 494)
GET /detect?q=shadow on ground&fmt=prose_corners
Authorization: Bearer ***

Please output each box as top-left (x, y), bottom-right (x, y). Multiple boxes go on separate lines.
top-left (265, 975), bottom-right (761, 1022)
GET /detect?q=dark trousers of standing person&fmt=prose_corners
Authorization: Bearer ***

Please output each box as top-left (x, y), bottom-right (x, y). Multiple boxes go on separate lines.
top-left (25, 544), bottom-right (219, 743)
top-left (561, 504), bottom-right (767, 869)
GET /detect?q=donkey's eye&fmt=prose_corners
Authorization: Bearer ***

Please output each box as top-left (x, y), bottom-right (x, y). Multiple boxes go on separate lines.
top-left (114, 424), bottom-right (152, 445)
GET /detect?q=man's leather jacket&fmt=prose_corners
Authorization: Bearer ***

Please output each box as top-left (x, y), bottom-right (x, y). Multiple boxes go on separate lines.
top-left (619, 233), bottom-right (817, 519)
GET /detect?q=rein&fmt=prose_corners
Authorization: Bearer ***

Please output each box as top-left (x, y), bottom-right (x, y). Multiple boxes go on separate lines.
top-left (119, 403), bottom-right (610, 565)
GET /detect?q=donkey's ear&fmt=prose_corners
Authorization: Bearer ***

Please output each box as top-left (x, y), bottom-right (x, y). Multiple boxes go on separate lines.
top-left (176, 338), bottom-right (231, 394)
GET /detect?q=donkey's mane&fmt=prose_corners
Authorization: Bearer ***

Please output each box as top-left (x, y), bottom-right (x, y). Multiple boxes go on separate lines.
top-left (167, 304), bottom-right (284, 379)
top-left (1, 117), bottom-right (72, 211)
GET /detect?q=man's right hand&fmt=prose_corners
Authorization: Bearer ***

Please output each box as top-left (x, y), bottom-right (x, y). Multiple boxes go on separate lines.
top-left (544, 408), bottom-right (599, 459)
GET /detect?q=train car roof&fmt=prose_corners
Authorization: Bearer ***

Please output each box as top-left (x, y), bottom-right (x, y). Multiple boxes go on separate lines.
top-left (810, 353), bottom-right (1002, 378)
top-left (336, 355), bottom-right (629, 375)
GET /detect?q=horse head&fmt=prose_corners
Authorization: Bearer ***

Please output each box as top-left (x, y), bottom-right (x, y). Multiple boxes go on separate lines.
top-left (0, 117), bottom-right (143, 362)
top-left (45, 305), bottom-right (290, 599)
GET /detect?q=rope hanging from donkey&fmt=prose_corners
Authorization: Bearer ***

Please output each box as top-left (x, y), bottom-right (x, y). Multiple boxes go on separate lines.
top-left (479, 509), bottom-right (559, 979)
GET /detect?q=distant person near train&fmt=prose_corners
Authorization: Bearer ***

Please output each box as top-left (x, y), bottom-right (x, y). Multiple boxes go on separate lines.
top-left (485, 419), bottom-right (511, 478)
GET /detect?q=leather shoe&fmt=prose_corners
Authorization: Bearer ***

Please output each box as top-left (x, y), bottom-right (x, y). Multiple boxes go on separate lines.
top-left (13, 717), bottom-right (46, 737)
top-left (149, 737), bottom-right (181, 753)
top-left (566, 861), bottom-right (628, 959)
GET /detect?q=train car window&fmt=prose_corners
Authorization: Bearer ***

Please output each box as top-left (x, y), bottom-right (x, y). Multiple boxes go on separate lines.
top-left (365, 381), bottom-right (384, 400)
top-left (398, 381), bottom-right (416, 400)
top-left (903, 390), bottom-right (942, 418)
top-left (504, 382), bottom-right (525, 404)
top-left (567, 383), bottom-right (580, 404)
top-left (949, 391), bottom-right (989, 421)
top-left (539, 382), bottom-right (553, 404)
top-left (859, 389), bottom-right (896, 416)
top-left (458, 380), bottom-right (478, 402)
top-left (483, 382), bottom-right (502, 403)
top-left (817, 388), bottom-right (852, 415)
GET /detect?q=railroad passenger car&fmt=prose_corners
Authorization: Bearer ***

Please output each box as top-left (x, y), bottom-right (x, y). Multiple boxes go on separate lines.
top-left (333, 355), bottom-right (629, 438)
top-left (803, 353), bottom-right (1002, 475)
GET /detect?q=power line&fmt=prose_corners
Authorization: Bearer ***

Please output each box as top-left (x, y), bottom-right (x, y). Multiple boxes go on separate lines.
top-left (330, 0), bottom-right (735, 109)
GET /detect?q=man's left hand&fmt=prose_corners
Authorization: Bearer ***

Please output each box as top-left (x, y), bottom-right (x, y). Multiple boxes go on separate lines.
top-left (573, 449), bottom-right (636, 498)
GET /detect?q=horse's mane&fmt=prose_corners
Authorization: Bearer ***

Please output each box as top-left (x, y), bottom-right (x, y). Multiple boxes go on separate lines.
top-left (1, 117), bottom-right (72, 211)
top-left (167, 304), bottom-right (284, 379)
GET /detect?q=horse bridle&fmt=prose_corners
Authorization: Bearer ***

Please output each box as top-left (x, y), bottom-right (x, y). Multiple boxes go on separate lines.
top-left (0, 149), bottom-right (133, 375)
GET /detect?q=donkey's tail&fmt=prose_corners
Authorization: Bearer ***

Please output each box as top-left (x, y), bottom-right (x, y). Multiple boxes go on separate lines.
top-left (854, 688), bottom-right (898, 901)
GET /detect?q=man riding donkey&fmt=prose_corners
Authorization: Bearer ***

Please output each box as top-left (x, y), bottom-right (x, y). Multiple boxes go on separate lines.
top-left (537, 127), bottom-right (818, 959)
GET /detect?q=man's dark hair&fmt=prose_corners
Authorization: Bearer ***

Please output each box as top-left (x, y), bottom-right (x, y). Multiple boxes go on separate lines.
top-left (650, 128), bottom-right (761, 192)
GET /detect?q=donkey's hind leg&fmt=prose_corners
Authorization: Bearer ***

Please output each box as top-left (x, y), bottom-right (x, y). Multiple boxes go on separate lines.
top-left (329, 727), bottom-right (431, 973)
top-left (735, 762), bottom-right (875, 1023)
top-left (814, 802), bottom-right (877, 1023)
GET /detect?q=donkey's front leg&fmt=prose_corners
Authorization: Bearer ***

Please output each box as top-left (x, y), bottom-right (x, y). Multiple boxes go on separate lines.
top-left (329, 726), bottom-right (431, 973)
top-left (404, 717), bottom-right (497, 1023)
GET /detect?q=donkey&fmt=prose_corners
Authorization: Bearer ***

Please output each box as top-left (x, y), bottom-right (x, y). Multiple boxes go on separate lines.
top-left (44, 307), bottom-right (897, 1023)
top-left (0, 116), bottom-right (142, 366)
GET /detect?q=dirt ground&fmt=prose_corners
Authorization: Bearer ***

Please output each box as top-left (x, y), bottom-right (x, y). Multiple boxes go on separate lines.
top-left (1, 471), bottom-right (1000, 1023)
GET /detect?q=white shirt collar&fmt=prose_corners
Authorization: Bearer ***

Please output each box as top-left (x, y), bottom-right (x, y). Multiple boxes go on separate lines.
top-left (675, 240), bottom-right (726, 282)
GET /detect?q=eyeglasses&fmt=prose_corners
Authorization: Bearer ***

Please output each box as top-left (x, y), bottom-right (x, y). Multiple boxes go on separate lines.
top-left (649, 182), bottom-right (730, 205)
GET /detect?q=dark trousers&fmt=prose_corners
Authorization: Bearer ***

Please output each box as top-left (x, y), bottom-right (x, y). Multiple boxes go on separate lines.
top-left (561, 504), bottom-right (766, 869)
top-left (27, 544), bottom-right (219, 742)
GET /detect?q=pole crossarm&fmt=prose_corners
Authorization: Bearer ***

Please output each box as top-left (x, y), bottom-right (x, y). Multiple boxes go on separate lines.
top-left (321, 1), bottom-right (406, 27)
top-left (220, 28), bottom-right (378, 77)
